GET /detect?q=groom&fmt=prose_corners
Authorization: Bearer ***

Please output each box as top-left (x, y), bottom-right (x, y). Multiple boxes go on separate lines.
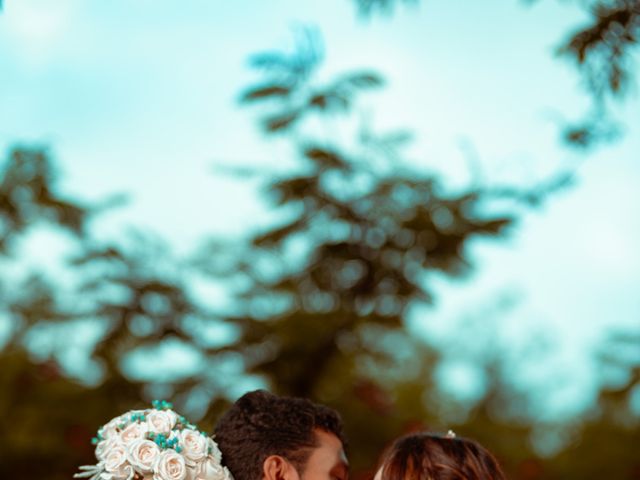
top-left (214, 390), bottom-right (349, 480)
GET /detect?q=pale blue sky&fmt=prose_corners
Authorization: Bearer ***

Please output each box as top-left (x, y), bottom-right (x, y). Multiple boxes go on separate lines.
top-left (1, 0), bottom-right (639, 420)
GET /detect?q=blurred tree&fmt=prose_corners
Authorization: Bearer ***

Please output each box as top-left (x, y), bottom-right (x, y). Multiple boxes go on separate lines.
top-left (541, 329), bottom-right (640, 478)
top-left (0, 348), bottom-right (141, 479)
top-left (351, 0), bottom-right (640, 149)
top-left (0, 147), bottom-right (88, 253)
top-left (194, 29), bottom-right (567, 475)
top-left (557, 0), bottom-right (640, 148)
top-left (0, 147), bottom-right (215, 474)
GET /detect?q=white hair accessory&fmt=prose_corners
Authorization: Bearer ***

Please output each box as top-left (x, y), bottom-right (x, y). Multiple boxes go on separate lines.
top-left (445, 430), bottom-right (456, 439)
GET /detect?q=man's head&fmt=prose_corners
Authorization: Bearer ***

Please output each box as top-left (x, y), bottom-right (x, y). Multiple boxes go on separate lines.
top-left (214, 390), bottom-right (348, 480)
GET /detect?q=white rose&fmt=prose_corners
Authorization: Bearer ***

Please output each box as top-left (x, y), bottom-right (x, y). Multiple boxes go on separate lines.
top-left (128, 439), bottom-right (161, 473)
top-left (101, 417), bottom-right (124, 440)
top-left (184, 464), bottom-right (199, 480)
top-left (206, 438), bottom-right (222, 463)
top-left (121, 421), bottom-right (149, 445)
top-left (154, 450), bottom-right (187, 480)
top-left (101, 466), bottom-right (134, 480)
top-left (179, 429), bottom-right (208, 462)
top-left (104, 442), bottom-right (131, 479)
top-left (196, 457), bottom-right (231, 480)
top-left (147, 410), bottom-right (178, 434)
top-left (96, 437), bottom-right (121, 461)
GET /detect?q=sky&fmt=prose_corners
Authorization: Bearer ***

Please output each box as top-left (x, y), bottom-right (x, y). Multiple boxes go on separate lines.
top-left (1, 0), bottom-right (639, 420)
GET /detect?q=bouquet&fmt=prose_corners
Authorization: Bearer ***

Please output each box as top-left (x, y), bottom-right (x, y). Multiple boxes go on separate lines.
top-left (75, 400), bottom-right (234, 480)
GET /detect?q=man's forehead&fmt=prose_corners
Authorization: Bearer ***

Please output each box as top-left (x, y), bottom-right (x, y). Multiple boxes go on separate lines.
top-left (314, 429), bottom-right (348, 463)
top-left (315, 429), bottom-right (343, 447)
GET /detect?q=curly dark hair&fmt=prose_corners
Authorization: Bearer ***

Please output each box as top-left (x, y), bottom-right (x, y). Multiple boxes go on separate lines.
top-left (379, 432), bottom-right (506, 480)
top-left (214, 390), bottom-right (346, 480)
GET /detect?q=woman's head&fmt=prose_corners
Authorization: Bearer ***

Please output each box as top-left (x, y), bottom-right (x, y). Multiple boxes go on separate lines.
top-left (375, 432), bottom-right (506, 480)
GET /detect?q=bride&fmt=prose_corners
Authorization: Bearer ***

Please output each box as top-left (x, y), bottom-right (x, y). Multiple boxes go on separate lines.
top-left (374, 431), bottom-right (506, 480)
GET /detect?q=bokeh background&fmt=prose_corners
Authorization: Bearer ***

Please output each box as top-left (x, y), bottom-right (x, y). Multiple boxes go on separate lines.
top-left (1, 0), bottom-right (639, 478)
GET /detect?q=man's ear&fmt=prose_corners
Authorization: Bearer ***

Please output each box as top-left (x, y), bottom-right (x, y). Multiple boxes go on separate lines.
top-left (263, 455), bottom-right (299, 480)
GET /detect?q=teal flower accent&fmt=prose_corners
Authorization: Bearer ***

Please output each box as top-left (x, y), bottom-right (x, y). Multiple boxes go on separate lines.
top-left (151, 399), bottom-right (173, 410)
top-left (130, 412), bottom-right (146, 422)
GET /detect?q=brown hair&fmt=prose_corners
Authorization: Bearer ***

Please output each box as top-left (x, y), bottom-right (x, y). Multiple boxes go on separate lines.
top-left (214, 390), bottom-right (346, 480)
top-left (378, 432), bottom-right (506, 480)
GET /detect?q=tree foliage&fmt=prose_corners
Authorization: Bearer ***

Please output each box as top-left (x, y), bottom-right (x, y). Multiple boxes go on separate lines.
top-left (557, 0), bottom-right (640, 148)
top-left (0, 147), bottom-right (88, 252)
top-left (352, 0), bottom-right (640, 149)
